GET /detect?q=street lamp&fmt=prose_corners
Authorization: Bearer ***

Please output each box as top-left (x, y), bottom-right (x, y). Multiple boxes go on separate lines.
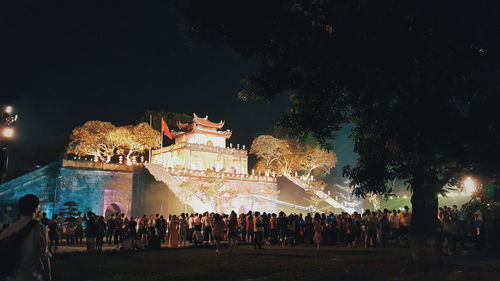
top-left (463, 177), bottom-right (476, 195)
top-left (4, 106), bottom-right (12, 114)
top-left (1, 127), bottom-right (15, 138)
top-left (1, 105), bottom-right (18, 183)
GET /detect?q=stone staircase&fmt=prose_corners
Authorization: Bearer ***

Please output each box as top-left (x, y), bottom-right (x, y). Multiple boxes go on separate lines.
top-left (283, 175), bottom-right (357, 213)
top-left (144, 163), bottom-right (215, 212)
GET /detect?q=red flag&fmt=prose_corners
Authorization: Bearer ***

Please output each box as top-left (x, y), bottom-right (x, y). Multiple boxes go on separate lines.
top-left (161, 119), bottom-right (173, 139)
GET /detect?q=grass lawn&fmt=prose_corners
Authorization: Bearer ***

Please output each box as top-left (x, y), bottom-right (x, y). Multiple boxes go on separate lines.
top-left (52, 245), bottom-right (500, 281)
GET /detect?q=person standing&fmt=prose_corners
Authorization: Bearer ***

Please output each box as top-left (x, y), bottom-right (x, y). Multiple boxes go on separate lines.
top-left (269, 213), bottom-right (278, 244)
top-left (48, 214), bottom-right (59, 253)
top-left (246, 211), bottom-right (254, 243)
top-left (262, 212), bottom-right (270, 244)
top-left (65, 217), bottom-right (77, 246)
top-left (227, 211), bottom-right (239, 252)
top-left (75, 212), bottom-right (84, 245)
top-left (178, 214), bottom-right (188, 247)
top-left (277, 212), bottom-right (288, 247)
top-left (379, 209), bottom-right (390, 247)
top-left (187, 214), bottom-right (195, 243)
top-left (212, 214), bottom-right (226, 254)
top-left (193, 214), bottom-right (203, 246)
top-left (40, 212), bottom-right (49, 227)
top-left (168, 215), bottom-right (179, 248)
top-left (155, 214), bottom-right (162, 243)
top-left (202, 213), bottom-right (213, 245)
top-left (0, 194), bottom-right (51, 281)
top-left (398, 206), bottom-right (412, 247)
top-left (96, 216), bottom-right (106, 251)
top-left (114, 213), bottom-right (123, 245)
top-left (313, 218), bottom-right (323, 251)
top-left (106, 214), bottom-right (115, 244)
top-left (253, 212), bottom-right (264, 249)
top-left (389, 209), bottom-right (400, 241)
top-left (85, 212), bottom-right (97, 252)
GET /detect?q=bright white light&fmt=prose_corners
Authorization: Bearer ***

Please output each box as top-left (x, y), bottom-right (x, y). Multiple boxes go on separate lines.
top-left (464, 177), bottom-right (476, 194)
top-left (5, 106), bottom-right (13, 114)
top-left (2, 127), bottom-right (14, 138)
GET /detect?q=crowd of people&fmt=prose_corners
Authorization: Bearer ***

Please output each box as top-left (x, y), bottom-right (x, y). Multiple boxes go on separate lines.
top-left (0, 194), bottom-right (487, 280)
top-left (2, 203), bottom-right (481, 256)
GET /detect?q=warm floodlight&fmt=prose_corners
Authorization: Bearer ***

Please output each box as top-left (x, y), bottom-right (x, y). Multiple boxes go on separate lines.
top-left (4, 106), bottom-right (13, 114)
top-left (1, 127), bottom-right (15, 138)
top-left (463, 177), bottom-right (476, 194)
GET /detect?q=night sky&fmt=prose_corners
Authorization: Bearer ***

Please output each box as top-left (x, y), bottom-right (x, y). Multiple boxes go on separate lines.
top-left (0, 2), bottom-right (354, 182)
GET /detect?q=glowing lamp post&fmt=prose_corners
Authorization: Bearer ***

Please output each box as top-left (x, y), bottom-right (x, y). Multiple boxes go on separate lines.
top-left (1, 127), bottom-right (14, 138)
top-left (463, 177), bottom-right (476, 195)
top-left (1, 105), bottom-right (18, 183)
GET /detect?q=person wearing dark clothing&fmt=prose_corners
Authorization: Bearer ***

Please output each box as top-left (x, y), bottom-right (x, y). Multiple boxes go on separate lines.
top-left (277, 212), bottom-right (288, 247)
top-left (114, 214), bottom-right (123, 245)
top-left (304, 216), bottom-right (314, 247)
top-left (129, 217), bottom-right (137, 239)
top-left (262, 212), bottom-right (270, 243)
top-left (0, 194), bottom-right (51, 281)
top-left (254, 212), bottom-right (264, 249)
top-left (96, 216), bottom-right (106, 251)
top-left (48, 214), bottom-right (59, 253)
top-left (86, 212), bottom-right (98, 252)
top-left (106, 215), bottom-right (115, 244)
top-left (40, 212), bottom-right (49, 227)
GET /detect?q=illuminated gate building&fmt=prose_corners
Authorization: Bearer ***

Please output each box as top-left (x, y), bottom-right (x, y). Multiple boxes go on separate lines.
top-left (0, 114), bottom-right (359, 221)
top-left (151, 114), bottom-right (248, 174)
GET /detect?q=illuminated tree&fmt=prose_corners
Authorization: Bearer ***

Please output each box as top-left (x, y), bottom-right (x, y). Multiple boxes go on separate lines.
top-left (251, 135), bottom-right (336, 178)
top-left (68, 121), bottom-right (117, 161)
top-left (276, 138), bottom-right (303, 175)
top-left (68, 121), bottom-right (160, 162)
top-left (196, 169), bottom-right (238, 213)
top-left (299, 145), bottom-right (337, 180)
top-left (116, 123), bottom-right (161, 163)
top-left (250, 135), bottom-right (290, 171)
top-left (177, 181), bottom-right (199, 212)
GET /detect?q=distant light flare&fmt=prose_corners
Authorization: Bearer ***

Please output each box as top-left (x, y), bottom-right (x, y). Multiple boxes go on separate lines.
top-left (463, 177), bottom-right (476, 194)
top-left (1, 127), bottom-right (14, 138)
top-left (4, 106), bottom-right (13, 114)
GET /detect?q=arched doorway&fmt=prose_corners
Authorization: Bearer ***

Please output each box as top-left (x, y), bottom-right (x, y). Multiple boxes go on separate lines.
top-left (104, 203), bottom-right (121, 219)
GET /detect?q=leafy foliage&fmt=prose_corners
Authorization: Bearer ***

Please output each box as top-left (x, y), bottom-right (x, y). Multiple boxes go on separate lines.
top-left (68, 121), bottom-right (160, 162)
top-left (182, 0), bottom-right (500, 242)
top-left (142, 110), bottom-right (192, 132)
top-left (182, 169), bottom-right (238, 213)
top-left (250, 135), bottom-right (336, 179)
top-left (68, 121), bottom-right (117, 161)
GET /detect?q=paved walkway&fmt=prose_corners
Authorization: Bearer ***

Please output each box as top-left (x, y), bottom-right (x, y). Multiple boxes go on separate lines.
top-left (51, 242), bottom-right (195, 254)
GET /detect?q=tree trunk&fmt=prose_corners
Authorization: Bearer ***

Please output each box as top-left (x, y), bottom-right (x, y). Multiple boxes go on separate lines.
top-left (410, 182), bottom-right (441, 264)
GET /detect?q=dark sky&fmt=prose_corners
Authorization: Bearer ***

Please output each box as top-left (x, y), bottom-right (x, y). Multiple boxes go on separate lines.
top-left (0, 1), bottom-right (355, 182)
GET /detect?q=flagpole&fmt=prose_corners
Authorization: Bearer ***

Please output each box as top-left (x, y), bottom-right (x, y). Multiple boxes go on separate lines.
top-left (160, 117), bottom-right (164, 166)
top-left (149, 114), bottom-right (152, 162)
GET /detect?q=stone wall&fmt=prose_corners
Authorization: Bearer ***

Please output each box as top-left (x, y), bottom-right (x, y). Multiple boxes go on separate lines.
top-left (0, 160), bottom-right (135, 221)
top-left (57, 166), bottom-right (133, 217)
top-left (132, 167), bottom-right (193, 217)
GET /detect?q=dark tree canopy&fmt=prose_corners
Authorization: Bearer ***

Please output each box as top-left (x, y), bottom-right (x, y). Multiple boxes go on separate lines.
top-left (182, 0), bottom-right (500, 245)
top-left (142, 110), bottom-right (192, 132)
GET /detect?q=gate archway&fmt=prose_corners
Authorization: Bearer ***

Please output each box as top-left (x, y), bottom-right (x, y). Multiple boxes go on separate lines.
top-left (104, 203), bottom-right (121, 218)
